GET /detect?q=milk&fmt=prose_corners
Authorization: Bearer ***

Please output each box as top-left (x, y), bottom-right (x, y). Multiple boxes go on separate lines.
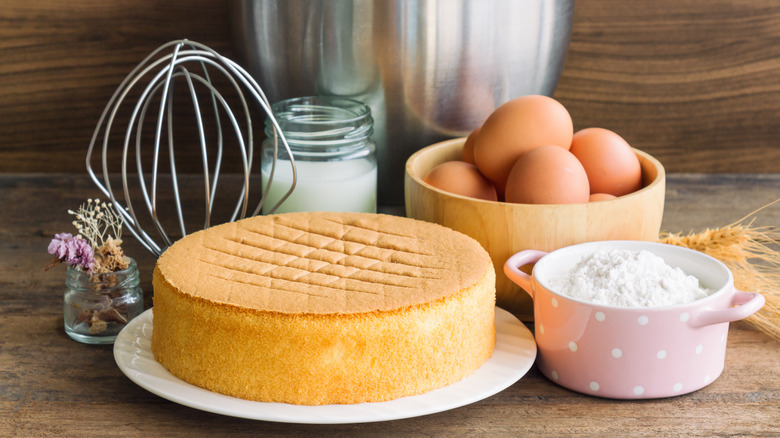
top-left (261, 158), bottom-right (377, 214)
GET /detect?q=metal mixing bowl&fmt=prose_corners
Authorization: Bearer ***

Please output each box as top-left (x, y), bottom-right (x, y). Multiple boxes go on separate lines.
top-left (231, 0), bottom-right (574, 205)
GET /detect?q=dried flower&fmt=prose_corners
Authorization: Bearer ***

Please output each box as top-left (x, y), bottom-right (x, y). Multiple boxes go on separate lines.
top-left (46, 198), bottom-right (128, 276)
top-left (47, 233), bottom-right (95, 271)
top-left (68, 198), bottom-right (123, 249)
top-left (49, 199), bottom-right (138, 338)
top-left (91, 236), bottom-right (129, 275)
top-left (48, 233), bottom-right (74, 260)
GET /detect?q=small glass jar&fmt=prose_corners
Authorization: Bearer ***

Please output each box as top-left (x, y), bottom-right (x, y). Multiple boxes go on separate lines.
top-left (261, 96), bottom-right (377, 214)
top-left (63, 258), bottom-right (144, 344)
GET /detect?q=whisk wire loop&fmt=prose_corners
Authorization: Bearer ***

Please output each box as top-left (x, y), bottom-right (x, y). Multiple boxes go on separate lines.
top-left (86, 39), bottom-right (295, 257)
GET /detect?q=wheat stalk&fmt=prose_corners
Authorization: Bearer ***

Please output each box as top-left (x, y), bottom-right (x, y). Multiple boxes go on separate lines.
top-left (659, 199), bottom-right (780, 342)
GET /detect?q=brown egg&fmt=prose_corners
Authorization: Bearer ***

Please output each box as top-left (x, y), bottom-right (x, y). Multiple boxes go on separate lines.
top-left (589, 193), bottom-right (617, 202)
top-left (461, 127), bottom-right (481, 165)
top-left (570, 127), bottom-right (643, 196)
top-left (473, 95), bottom-right (573, 190)
top-left (424, 161), bottom-right (498, 201)
top-left (504, 145), bottom-right (589, 205)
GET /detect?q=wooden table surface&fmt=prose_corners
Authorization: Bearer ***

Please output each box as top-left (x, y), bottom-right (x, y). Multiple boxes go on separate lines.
top-left (1, 173), bottom-right (778, 437)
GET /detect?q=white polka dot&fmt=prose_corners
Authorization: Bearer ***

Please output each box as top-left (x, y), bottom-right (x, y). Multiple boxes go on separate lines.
top-left (634, 386), bottom-right (645, 396)
top-left (657, 350), bottom-right (667, 359)
top-left (568, 341), bottom-right (578, 352)
top-left (551, 370), bottom-right (559, 381)
top-left (552, 297), bottom-right (559, 308)
top-left (696, 344), bottom-right (703, 354)
top-left (638, 315), bottom-right (649, 326)
top-left (704, 375), bottom-right (711, 383)
top-left (721, 333), bottom-right (726, 343)
top-left (595, 312), bottom-right (606, 322)
top-left (673, 383), bottom-right (683, 392)
top-left (590, 381), bottom-right (600, 391)
top-left (539, 325), bottom-right (545, 335)
top-left (680, 312), bottom-right (690, 322)
top-left (612, 348), bottom-right (622, 358)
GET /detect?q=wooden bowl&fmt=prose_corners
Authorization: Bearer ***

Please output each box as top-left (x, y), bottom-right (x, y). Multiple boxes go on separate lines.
top-left (404, 138), bottom-right (666, 320)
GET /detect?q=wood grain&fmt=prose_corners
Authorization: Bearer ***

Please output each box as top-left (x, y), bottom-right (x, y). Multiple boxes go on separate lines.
top-left (0, 0), bottom-right (235, 174)
top-left (556, 0), bottom-right (780, 173)
top-left (2, 0), bottom-right (780, 174)
top-left (1, 173), bottom-right (778, 437)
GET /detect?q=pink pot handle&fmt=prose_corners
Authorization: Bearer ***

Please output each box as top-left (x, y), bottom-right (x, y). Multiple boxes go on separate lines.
top-left (690, 291), bottom-right (765, 328)
top-left (503, 250), bottom-right (548, 299)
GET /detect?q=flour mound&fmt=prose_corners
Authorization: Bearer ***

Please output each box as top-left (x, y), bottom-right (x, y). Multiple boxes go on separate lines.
top-left (549, 249), bottom-right (713, 307)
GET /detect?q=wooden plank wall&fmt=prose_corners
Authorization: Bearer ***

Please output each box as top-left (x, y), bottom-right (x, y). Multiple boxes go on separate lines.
top-left (1, 0), bottom-right (779, 174)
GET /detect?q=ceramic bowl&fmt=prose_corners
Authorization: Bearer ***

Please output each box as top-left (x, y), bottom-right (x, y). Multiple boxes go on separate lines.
top-left (504, 240), bottom-right (765, 399)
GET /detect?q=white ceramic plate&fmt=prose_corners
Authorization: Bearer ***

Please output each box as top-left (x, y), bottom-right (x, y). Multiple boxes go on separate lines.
top-left (113, 307), bottom-right (536, 424)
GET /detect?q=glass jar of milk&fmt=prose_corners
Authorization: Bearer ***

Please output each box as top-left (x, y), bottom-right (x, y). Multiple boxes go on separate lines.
top-left (261, 96), bottom-right (377, 214)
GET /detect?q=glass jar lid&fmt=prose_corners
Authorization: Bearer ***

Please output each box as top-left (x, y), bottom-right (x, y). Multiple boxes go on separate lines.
top-left (264, 96), bottom-right (374, 160)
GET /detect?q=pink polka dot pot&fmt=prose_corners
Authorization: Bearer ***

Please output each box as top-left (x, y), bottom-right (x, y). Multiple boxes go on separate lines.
top-left (504, 240), bottom-right (765, 399)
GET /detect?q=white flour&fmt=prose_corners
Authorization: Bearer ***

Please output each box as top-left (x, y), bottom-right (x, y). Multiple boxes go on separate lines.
top-left (548, 249), bottom-right (713, 307)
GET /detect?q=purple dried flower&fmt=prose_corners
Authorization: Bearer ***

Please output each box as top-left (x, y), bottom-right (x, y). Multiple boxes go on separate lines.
top-left (66, 238), bottom-right (95, 270)
top-left (48, 233), bottom-right (95, 271)
top-left (48, 233), bottom-right (74, 259)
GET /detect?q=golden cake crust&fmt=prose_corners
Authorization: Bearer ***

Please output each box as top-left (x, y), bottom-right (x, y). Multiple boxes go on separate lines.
top-left (155, 212), bottom-right (491, 314)
top-left (151, 212), bottom-right (496, 405)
